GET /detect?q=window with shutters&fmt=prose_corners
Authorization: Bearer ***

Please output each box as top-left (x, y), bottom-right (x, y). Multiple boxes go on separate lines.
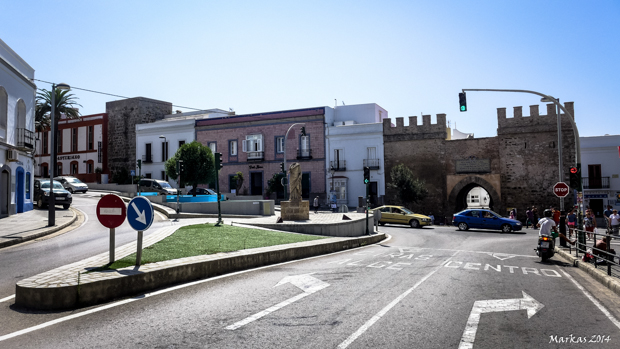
top-left (276, 136), bottom-right (284, 153)
top-left (242, 134), bottom-right (264, 160)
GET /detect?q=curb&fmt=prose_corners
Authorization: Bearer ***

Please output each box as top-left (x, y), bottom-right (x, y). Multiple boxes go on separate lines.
top-left (0, 208), bottom-right (79, 249)
top-left (16, 232), bottom-right (387, 310)
top-left (555, 247), bottom-right (620, 297)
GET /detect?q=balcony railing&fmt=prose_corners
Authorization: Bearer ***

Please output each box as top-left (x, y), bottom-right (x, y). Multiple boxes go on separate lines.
top-left (330, 160), bottom-right (346, 171)
top-left (297, 148), bottom-right (312, 160)
top-left (363, 158), bottom-right (380, 170)
top-left (247, 151), bottom-right (264, 161)
top-left (16, 128), bottom-right (34, 151)
top-left (582, 177), bottom-right (610, 189)
top-left (142, 154), bottom-right (153, 163)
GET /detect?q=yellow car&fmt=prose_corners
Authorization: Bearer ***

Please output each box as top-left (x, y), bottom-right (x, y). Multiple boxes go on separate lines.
top-left (373, 205), bottom-right (432, 228)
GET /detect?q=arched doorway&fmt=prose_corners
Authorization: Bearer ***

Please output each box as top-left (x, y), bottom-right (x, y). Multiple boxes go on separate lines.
top-left (448, 176), bottom-right (501, 214)
top-left (16, 166), bottom-right (24, 213)
top-left (1, 165), bottom-right (11, 217)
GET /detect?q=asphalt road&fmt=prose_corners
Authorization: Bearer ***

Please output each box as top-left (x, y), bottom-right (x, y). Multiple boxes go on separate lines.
top-left (1, 198), bottom-right (620, 348)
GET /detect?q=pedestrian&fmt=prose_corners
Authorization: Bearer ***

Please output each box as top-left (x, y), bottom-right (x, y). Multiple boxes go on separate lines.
top-left (584, 209), bottom-right (596, 240)
top-left (526, 207), bottom-right (534, 229)
top-left (532, 207), bottom-right (539, 224)
top-left (609, 209), bottom-right (620, 236)
top-left (331, 201), bottom-right (337, 213)
top-left (552, 207), bottom-right (560, 226)
top-left (604, 205), bottom-right (613, 230)
top-left (567, 208), bottom-right (576, 237)
top-left (313, 196), bottom-right (319, 214)
top-left (429, 213), bottom-right (435, 225)
top-left (509, 209), bottom-right (515, 220)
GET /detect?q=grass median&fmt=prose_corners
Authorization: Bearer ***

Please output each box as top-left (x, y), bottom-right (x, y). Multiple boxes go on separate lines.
top-left (93, 223), bottom-right (327, 271)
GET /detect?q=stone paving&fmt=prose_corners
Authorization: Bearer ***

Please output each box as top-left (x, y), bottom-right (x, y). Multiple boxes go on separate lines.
top-left (0, 208), bottom-right (77, 248)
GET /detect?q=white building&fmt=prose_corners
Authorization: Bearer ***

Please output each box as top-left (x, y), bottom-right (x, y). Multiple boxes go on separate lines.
top-left (135, 109), bottom-right (230, 188)
top-left (0, 38), bottom-right (36, 217)
top-left (324, 103), bottom-right (388, 208)
top-left (580, 134), bottom-right (620, 216)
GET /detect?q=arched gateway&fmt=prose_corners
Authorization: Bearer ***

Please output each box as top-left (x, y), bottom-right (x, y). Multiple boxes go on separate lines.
top-left (447, 176), bottom-right (501, 214)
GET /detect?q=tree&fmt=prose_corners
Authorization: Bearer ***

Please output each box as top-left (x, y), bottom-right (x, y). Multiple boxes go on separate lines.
top-left (387, 163), bottom-right (428, 207)
top-left (165, 141), bottom-right (215, 196)
top-left (232, 171), bottom-right (244, 194)
top-left (266, 172), bottom-right (285, 198)
top-left (36, 88), bottom-right (82, 131)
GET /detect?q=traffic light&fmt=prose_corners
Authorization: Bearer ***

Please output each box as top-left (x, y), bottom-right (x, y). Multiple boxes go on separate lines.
top-left (459, 92), bottom-right (467, 112)
top-left (136, 159), bottom-right (142, 169)
top-left (178, 160), bottom-right (185, 173)
top-left (569, 166), bottom-right (581, 189)
top-left (214, 152), bottom-right (223, 171)
top-left (301, 126), bottom-right (306, 136)
top-left (363, 166), bottom-right (370, 184)
top-left (280, 162), bottom-right (286, 173)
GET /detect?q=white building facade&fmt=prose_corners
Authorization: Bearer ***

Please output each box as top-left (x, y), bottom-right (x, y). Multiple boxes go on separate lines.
top-left (580, 135), bottom-right (620, 216)
top-left (135, 110), bottom-right (229, 188)
top-left (324, 103), bottom-right (388, 208)
top-left (0, 38), bottom-right (36, 217)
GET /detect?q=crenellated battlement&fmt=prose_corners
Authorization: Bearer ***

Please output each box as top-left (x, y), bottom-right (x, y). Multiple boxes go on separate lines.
top-left (497, 102), bottom-right (574, 133)
top-left (383, 113), bottom-right (447, 139)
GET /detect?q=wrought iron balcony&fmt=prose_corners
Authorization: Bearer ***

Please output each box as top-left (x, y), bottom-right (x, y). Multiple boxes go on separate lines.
top-left (363, 158), bottom-right (380, 170)
top-left (16, 128), bottom-right (34, 151)
top-left (142, 154), bottom-right (153, 163)
top-left (247, 151), bottom-right (264, 161)
top-left (330, 160), bottom-right (346, 171)
top-left (296, 148), bottom-right (312, 160)
top-left (582, 177), bottom-right (610, 189)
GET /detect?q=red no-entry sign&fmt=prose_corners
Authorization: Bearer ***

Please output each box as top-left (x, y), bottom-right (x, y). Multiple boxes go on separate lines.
top-left (553, 182), bottom-right (570, 198)
top-left (96, 194), bottom-right (127, 228)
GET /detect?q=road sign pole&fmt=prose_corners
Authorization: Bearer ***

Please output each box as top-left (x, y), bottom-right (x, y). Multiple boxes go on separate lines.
top-left (366, 182), bottom-right (369, 235)
top-left (136, 230), bottom-right (143, 267)
top-left (109, 228), bottom-right (115, 264)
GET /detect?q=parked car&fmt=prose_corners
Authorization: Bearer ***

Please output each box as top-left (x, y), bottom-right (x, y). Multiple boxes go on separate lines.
top-left (138, 179), bottom-right (178, 195)
top-left (188, 187), bottom-right (227, 200)
top-left (54, 176), bottom-right (88, 193)
top-left (372, 205), bottom-right (432, 228)
top-left (452, 209), bottom-right (522, 233)
top-left (34, 179), bottom-right (72, 209)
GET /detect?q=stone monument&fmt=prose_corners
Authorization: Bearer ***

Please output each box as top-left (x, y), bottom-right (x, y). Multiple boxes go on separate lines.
top-left (280, 163), bottom-right (309, 220)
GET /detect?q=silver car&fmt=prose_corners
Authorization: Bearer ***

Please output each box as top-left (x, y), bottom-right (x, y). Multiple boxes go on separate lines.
top-left (54, 176), bottom-right (89, 194)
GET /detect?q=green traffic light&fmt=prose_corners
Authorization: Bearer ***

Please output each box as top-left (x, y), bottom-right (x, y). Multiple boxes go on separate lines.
top-left (460, 105), bottom-right (466, 111)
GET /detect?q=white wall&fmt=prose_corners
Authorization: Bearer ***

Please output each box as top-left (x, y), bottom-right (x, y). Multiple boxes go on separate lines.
top-left (581, 135), bottom-right (620, 208)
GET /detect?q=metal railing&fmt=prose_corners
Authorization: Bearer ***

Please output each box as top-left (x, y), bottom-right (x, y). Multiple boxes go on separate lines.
top-left (296, 148), bottom-right (312, 159)
top-left (247, 151), bottom-right (264, 161)
top-left (568, 227), bottom-right (620, 278)
top-left (582, 177), bottom-right (610, 189)
top-left (16, 128), bottom-right (34, 150)
top-left (330, 160), bottom-right (346, 171)
top-left (363, 158), bottom-right (380, 169)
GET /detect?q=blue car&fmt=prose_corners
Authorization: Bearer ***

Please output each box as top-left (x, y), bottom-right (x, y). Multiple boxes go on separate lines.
top-left (452, 209), bottom-right (522, 233)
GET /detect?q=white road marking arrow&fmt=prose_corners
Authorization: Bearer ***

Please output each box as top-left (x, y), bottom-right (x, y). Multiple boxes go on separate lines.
top-left (226, 273), bottom-right (329, 330)
top-left (491, 253), bottom-right (516, 261)
top-left (131, 202), bottom-right (146, 225)
top-left (459, 291), bottom-right (544, 349)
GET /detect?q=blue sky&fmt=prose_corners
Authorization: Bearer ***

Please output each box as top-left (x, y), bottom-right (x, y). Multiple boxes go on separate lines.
top-left (2, 0), bottom-right (619, 138)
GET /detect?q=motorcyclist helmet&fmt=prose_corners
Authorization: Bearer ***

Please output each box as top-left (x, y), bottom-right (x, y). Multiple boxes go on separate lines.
top-left (544, 209), bottom-right (553, 218)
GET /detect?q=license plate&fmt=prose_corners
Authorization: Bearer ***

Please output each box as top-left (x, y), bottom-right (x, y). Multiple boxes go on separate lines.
top-left (541, 242), bottom-right (549, 248)
top-left (56, 197), bottom-right (65, 200)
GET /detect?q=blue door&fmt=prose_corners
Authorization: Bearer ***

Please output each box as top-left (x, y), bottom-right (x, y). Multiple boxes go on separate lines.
top-left (467, 210), bottom-right (482, 228)
top-left (16, 167), bottom-right (24, 213)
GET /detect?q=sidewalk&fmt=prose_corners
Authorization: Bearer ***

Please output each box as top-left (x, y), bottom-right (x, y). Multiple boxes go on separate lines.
top-left (555, 245), bottom-right (620, 297)
top-left (0, 208), bottom-right (78, 249)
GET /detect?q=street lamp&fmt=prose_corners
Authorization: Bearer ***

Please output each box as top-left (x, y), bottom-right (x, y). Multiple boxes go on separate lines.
top-left (48, 82), bottom-right (70, 227)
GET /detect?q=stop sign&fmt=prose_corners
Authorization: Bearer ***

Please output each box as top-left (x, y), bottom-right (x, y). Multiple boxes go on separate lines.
top-left (553, 182), bottom-right (570, 198)
top-left (96, 194), bottom-right (127, 228)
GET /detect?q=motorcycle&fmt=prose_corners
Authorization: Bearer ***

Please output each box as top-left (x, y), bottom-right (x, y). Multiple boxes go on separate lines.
top-left (536, 235), bottom-right (555, 261)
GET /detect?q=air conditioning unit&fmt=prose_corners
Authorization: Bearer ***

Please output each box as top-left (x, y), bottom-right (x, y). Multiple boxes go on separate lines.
top-left (6, 149), bottom-right (18, 162)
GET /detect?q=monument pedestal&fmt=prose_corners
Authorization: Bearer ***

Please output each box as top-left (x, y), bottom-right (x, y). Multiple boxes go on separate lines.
top-left (280, 200), bottom-right (309, 221)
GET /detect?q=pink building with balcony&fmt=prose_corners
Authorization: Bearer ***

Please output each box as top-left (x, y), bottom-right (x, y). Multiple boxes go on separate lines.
top-left (195, 107), bottom-right (327, 201)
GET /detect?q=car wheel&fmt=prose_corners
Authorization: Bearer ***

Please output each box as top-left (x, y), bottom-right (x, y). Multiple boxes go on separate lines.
top-left (410, 219), bottom-right (420, 228)
top-left (458, 222), bottom-right (469, 231)
top-left (37, 198), bottom-right (45, 209)
top-left (63, 204), bottom-right (70, 210)
top-left (379, 222), bottom-right (386, 226)
top-left (501, 224), bottom-right (512, 233)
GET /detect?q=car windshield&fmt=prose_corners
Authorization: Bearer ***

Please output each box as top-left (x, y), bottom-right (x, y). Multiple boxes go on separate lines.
top-left (67, 178), bottom-right (83, 184)
top-left (159, 182), bottom-right (172, 188)
top-left (400, 207), bottom-right (414, 214)
top-left (40, 181), bottom-right (64, 190)
top-left (206, 189), bottom-right (217, 195)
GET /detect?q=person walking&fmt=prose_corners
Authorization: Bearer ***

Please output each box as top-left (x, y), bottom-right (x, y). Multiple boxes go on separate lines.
top-left (584, 208), bottom-right (597, 240)
top-left (532, 207), bottom-right (539, 225)
top-left (526, 207), bottom-right (535, 229)
top-left (604, 205), bottom-right (613, 230)
top-left (509, 209), bottom-right (515, 220)
top-left (609, 209), bottom-right (620, 236)
top-left (313, 196), bottom-right (320, 214)
top-left (567, 208), bottom-right (577, 238)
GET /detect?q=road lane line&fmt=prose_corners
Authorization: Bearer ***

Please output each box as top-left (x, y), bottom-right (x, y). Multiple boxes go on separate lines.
top-left (226, 293), bottom-right (310, 330)
top-left (337, 251), bottom-right (460, 349)
top-left (559, 268), bottom-right (620, 330)
top-left (0, 295), bottom-right (15, 303)
top-left (0, 235), bottom-right (387, 342)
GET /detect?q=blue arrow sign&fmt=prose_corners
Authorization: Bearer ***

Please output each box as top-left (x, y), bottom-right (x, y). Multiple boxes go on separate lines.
top-left (131, 170), bottom-right (135, 176)
top-left (127, 196), bottom-right (154, 231)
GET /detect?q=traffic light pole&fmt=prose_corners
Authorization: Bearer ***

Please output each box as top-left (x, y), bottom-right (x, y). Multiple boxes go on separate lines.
top-left (461, 88), bottom-right (583, 229)
top-left (366, 182), bottom-right (369, 235)
top-left (214, 153), bottom-right (223, 226)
